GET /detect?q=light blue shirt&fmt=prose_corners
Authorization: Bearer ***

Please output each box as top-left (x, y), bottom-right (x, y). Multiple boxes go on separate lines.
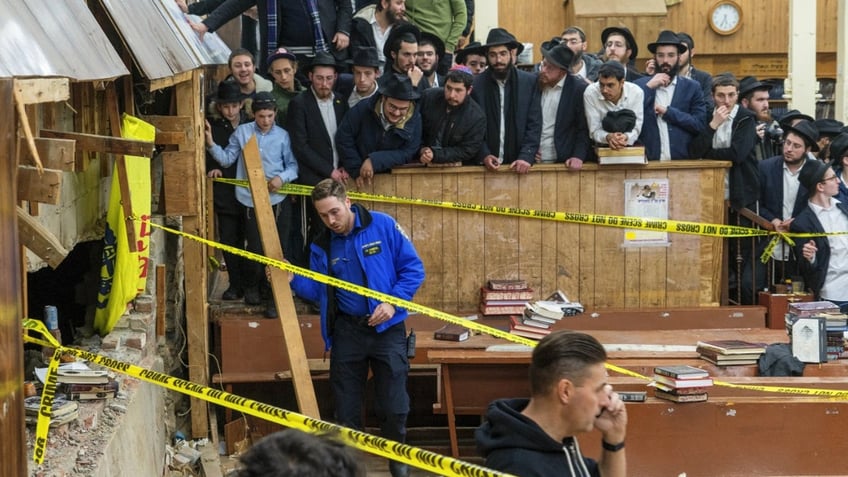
top-left (208, 122), bottom-right (298, 208)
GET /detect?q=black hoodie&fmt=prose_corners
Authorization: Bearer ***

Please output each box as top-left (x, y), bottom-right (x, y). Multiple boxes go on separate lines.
top-left (475, 398), bottom-right (600, 477)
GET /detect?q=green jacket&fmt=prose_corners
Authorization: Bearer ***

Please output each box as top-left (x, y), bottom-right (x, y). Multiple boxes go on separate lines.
top-left (270, 80), bottom-right (306, 129)
top-left (404, 0), bottom-right (467, 52)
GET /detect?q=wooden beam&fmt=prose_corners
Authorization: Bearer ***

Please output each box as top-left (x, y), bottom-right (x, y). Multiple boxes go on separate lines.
top-left (13, 88), bottom-right (44, 173)
top-left (17, 166), bottom-right (62, 205)
top-left (243, 135), bottom-right (321, 418)
top-left (148, 71), bottom-right (194, 92)
top-left (13, 77), bottom-right (70, 104)
top-left (17, 137), bottom-right (76, 171)
top-left (161, 150), bottom-right (198, 215)
top-left (16, 206), bottom-right (69, 268)
top-left (142, 115), bottom-right (192, 147)
top-left (39, 129), bottom-right (155, 158)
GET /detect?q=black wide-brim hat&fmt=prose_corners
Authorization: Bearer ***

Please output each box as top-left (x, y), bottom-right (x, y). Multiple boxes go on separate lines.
top-left (541, 43), bottom-right (574, 71)
top-left (601, 26), bottom-right (638, 60)
top-left (798, 159), bottom-right (831, 191)
top-left (305, 51), bottom-right (340, 72)
top-left (778, 109), bottom-right (815, 129)
top-left (828, 132), bottom-right (848, 161)
top-left (420, 31), bottom-right (446, 60)
top-left (383, 22), bottom-right (421, 65)
top-left (815, 118), bottom-right (845, 137)
top-left (482, 28), bottom-right (524, 56)
top-left (213, 79), bottom-right (247, 103)
top-left (378, 73), bottom-right (420, 101)
top-left (738, 76), bottom-right (772, 99)
top-left (784, 119), bottom-right (821, 152)
top-left (347, 46), bottom-right (382, 68)
top-left (602, 109), bottom-right (637, 133)
top-left (455, 41), bottom-right (484, 65)
top-left (647, 30), bottom-right (688, 54)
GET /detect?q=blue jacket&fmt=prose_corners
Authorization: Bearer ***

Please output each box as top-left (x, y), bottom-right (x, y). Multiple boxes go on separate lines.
top-left (790, 200), bottom-right (848, 299)
top-left (758, 156), bottom-right (815, 222)
top-left (336, 94), bottom-right (422, 177)
top-left (635, 75), bottom-right (706, 160)
top-left (290, 204), bottom-right (425, 350)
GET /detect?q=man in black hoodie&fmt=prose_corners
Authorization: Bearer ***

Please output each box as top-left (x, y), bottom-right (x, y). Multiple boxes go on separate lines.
top-left (475, 331), bottom-right (627, 477)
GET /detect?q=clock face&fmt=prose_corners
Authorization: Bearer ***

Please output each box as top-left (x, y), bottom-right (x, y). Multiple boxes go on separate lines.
top-left (711, 3), bottom-right (741, 34)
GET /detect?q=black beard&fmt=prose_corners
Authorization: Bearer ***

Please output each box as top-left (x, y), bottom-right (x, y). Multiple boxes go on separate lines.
top-left (421, 65), bottom-right (436, 77)
top-left (658, 62), bottom-right (680, 79)
top-left (385, 8), bottom-right (399, 24)
top-left (570, 50), bottom-right (583, 69)
top-left (491, 64), bottom-right (511, 81)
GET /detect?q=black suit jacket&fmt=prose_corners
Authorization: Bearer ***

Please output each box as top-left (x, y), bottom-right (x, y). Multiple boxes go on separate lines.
top-left (758, 156), bottom-right (815, 222)
top-left (552, 74), bottom-right (591, 162)
top-left (790, 201), bottom-right (848, 299)
top-left (286, 89), bottom-right (349, 186)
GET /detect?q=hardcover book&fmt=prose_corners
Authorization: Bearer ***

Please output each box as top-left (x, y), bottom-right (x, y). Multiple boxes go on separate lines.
top-left (487, 279), bottom-right (529, 291)
top-left (61, 380), bottom-right (120, 400)
top-left (699, 355), bottom-right (759, 367)
top-left (791, 317), bottom-right (827, 363)
top-left (654, 389), bottom-right (708, 403)
top-left (508, 326), bottom-right (549, 341)
top-left (525, 302), bottom-right (564, 320)
top-left (652, 374), bottom-right (714, 389)
top-left (696, 347), bottom-right (763, 361)
top-left (480, 303), bottom-right (527, 315)
top-left (788, 301), bottom-right (841, 317)
top-left (480, 287), bottom-right (535, 301)
top-left (695, 340), bottom-right (767, 355)
top-left (595, 146), bottom-right (647, 165)
top-left (510, 316), bottom-right (552, 335)
top-left (653, 382), bottom-right (711, 395)
top-left (433, 324), bottom-right (470, 342)
top-left (56, 369), bottom-right (110, 384)
top-left (653, 365), bottom-right (709, 379)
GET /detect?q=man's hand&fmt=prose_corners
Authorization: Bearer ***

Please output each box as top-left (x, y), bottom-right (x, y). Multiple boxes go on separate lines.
top-left (331, 167), bottom-right (350, 184)
top-left (644, 58), bottom-right (656, 76)
top-left (175, 0), bottom-right (188, 13)
top-left (333, 32), bottom-right (350, 50)
top-left (267, 176), bottom-right (283, 193)
top-left (368, 303), bottom-right (396, 326)
top-left (756, 122), bottom-right (766, 139)
top-left (408, 65), bottom-right (424, 87)
top-left (482, 155), bottom-right (500, 171)
top-left (419, 147), bottom-right (434, 164)
top-left (359, 158), bottom-right (374, 185)
top-left (204, 120), bottom-right (214, 145)
top-left (802, 239), bottom-right (818, 263)
top-left (606, 132), bottom-right (628, 150)
top-left (772, 217), bottom-right (794, 233)
top-left (654, 102), bottom-right (667, 116)
top-left (594, 384), bottom-right (627, 445)
top-left (207, 169), bottom-right (223, 179)
top-left (564, 157), bottom-right (584, 171)
top-left (709, 105), bottom-right (731, 130)
top-left (509, 159), bottom-right (532, 174)
top-left (190, 21), bottom-right (208, 40)
top-left (646, 72), bottom-right (670, 89)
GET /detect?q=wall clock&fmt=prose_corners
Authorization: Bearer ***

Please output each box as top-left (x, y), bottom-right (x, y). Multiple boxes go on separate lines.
top-left (709, 1), bottom-right (742, 36)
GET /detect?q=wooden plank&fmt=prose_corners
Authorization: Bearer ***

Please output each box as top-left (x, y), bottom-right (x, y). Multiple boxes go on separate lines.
top-left (633, 170), bottom-right (670, 307)
top-left (16, 206), bottom-right (69, 269)
top-left (592, 169), bottom-right (625, 307)
top-left (411, 173), bottom-right (445, 307)
top-left (17, 166), bottom-right (62, 204)
top-left (13, 78), bottom-right (70, 104)
top-left (18, 137), bottom-right (76, 171)
top-left (242, 135), bottom-right (320, 419)
top-left (456, 173), bottom-right (486, 308)
top-left (161, 151), bottom-right (199, 215)
top-left (148, 70), bottom-right (194, 92)
top-left (441, 174), bottom-right (460, 310)
top-left (517, 172), bottom-right (543, 295)
top-left (156, 264), bottom-right (166, 337)
top-left (483, 172), bottom-right (521, 284)
top-left (39, 129), bottom-right (155, 157)
top-left (142, 115), bottom-right (192, 147)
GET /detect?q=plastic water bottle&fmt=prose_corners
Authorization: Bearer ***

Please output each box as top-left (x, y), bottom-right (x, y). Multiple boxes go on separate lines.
top-left (42, 305), bottom-right (62, 363)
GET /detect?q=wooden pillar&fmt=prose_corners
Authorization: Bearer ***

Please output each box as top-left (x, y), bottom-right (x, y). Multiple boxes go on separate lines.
top-left (787, 0), bottom-right (817, 113)
top-left (836, 0), bottom-right (848, 123)
top-left (0, 80), bottom-right (27, 475)
top-left (175, 70), bottom-right (210, 438)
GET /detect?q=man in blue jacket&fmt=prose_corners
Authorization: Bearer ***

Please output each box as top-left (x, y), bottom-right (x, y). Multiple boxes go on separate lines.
top-left (336, 73), bottom-right (422, 187)
top-left (636, 31), bottom-right (706, 161)
top-left (290, 179), bottom-right (424, 477)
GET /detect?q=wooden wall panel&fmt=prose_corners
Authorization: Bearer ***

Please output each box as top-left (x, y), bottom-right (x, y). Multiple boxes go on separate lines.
top-left (358, 161), bottom-right (729, 312)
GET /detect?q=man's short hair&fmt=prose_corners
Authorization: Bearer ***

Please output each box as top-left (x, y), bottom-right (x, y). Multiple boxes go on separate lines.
top-left (312, 178), bottom-right (347, 203)
top-left (597, 61), bottom-right (625, 81)
top-left (228, 48), bottom-right (255, 68)
top-left (561, 26), bottom-right (586, 42)
top-left (251, 92), bottom-right (277, 113)
top-left (445, 68), bottom-right (473, 89)
top-left (528, 331), bottom-right (607, 396)
top-left (238, 429), bottom-right (363, 477)
top-left (376, 0), bottom-right (386, 12)
top-left (711, 73), bottom-right (738, 92)
top-left (389, 32), bottom-right (418, 55)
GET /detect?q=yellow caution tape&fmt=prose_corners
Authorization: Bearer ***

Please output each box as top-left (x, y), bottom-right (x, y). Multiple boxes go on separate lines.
top-left (23, 319), bottom-right (61, 464)
top-left (22, 321), bottom-right (514, 477)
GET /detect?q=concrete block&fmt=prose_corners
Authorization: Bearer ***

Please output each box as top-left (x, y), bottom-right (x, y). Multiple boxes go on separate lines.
top-left (101, 334), bottom-right (121, 351)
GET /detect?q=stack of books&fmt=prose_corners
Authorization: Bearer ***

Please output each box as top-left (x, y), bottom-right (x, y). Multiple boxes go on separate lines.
top-left (479, 279), bottom-right (533, 315)
top-left (696, 340), bottom-right (766, 366)
top-left (24, 394), bottom-right (79, 427)
top-left (57, 369), bottom-right (119, 401)
top-left (652, 365), bottom-right (713, 403)
top-left (785, 301), bottom-right (847, 362)
top-left (508, 314), bottom-right (552, 340)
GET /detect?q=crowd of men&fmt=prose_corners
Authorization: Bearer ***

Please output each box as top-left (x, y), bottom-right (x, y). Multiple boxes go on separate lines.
top-left (189, 1), bottom-right (848, 475)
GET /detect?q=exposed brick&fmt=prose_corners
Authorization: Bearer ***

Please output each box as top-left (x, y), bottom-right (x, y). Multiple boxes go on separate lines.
top-left (133, 295), bottom-right (155, 313)
top-left (101, 334), bottom-right (121, 351)
top-left (124, 331), bottom-right (147, 351)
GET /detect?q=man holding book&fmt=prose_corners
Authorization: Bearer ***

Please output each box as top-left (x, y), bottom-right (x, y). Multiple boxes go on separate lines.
top-left (476, 330), bottom-right (627, 477)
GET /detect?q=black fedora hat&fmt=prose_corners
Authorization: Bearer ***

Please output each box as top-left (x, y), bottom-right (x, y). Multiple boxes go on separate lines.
top-left (378, 73), bottom-right (420, 101)
top-left (540, 36), bottom-right (562, 53)
top-left (601, 26), bottom-right (638, 60)
top-left (541, 42), bottom-right (574, 71)
top-left (455, 41), bottom-right (484, 65)
top-left (347, 46), bottom-right (382, 69)
top-left (602, 109), bottom-right (637, 133)
top-left (647, 30), bottom-right (687, 54)
top-left (798, 159), bottom-right (831, 191)
top-left (784, 119), bottom-right (820, 152)
top-left (383, 22), bottom-right (421, 65)
top-left (778, 109), bottom-right (815, 128)
top-left (738, 76), bottom-right (772, 99)
top-left (420, 31), bottom-right (445, 60)
top-left (815, 118), bottom-right (844, 137)
top-left (482, 28), bottom-right (524, 55)
top-left (828, 132), bottom-right (848, 161)
top-left (213, 80), bottom-right (246, 103)
top-left (305, 51), bottom-right (339, 72)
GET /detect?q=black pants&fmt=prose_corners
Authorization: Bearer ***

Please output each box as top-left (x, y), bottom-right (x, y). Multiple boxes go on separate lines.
top-left (216, 208), bottom-right (247, 289)
top-left (243, 197), bottom-right (304, 289)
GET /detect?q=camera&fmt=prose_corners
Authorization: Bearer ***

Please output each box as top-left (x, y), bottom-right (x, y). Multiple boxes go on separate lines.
top-left (765, 123), bottom-right (784, 140)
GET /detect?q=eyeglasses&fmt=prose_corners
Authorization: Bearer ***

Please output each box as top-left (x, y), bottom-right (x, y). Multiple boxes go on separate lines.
top-left (563, 38), bottom-right (584, 46)
top-left (384, 101), bottom-right (410, 114)
top-left (820, 174), bottom-right (839, 183)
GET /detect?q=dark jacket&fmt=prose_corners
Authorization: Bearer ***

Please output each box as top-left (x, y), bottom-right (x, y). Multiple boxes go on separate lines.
top-left (205, 107), bottom-right (248, 214)
top-left (551, 74), bottom-right (592, 162)
top-left (286, 89), bottom-right (349, 186)
top-left (336, 94), bottom-right (422, 176)
top-left (471, 67), bottom-right (542, 163)
top-left (581, 54), bottom-right (603, 82)
top-left (834, 164), bottom-right (848, 204)
top-left (475, 398), bottom-right (601, 477)
top-left (202, 0), bottom-right (353, 68)
top-left (290, 204), bottom-right (425, 349)
top-left (690, 106), bottom-right (758, 209)
top-left (625, 67), bottom-right (643, 82)
top-left (419, 87), bottom-right (485, 164)
top-left (758, 156), bottom-right (816, 222)
top-left (687, 66), bottom-right (714, 109)
top-left (635, 75), bottom-right (707, 160)
top-left (790, 200), bottom-right (848, 299)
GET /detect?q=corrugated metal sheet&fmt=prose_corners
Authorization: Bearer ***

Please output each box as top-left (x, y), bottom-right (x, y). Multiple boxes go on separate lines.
top-left (98, 0), bottom-right (229, 82)
top-left (0, 0), bottom-right (128, 80)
